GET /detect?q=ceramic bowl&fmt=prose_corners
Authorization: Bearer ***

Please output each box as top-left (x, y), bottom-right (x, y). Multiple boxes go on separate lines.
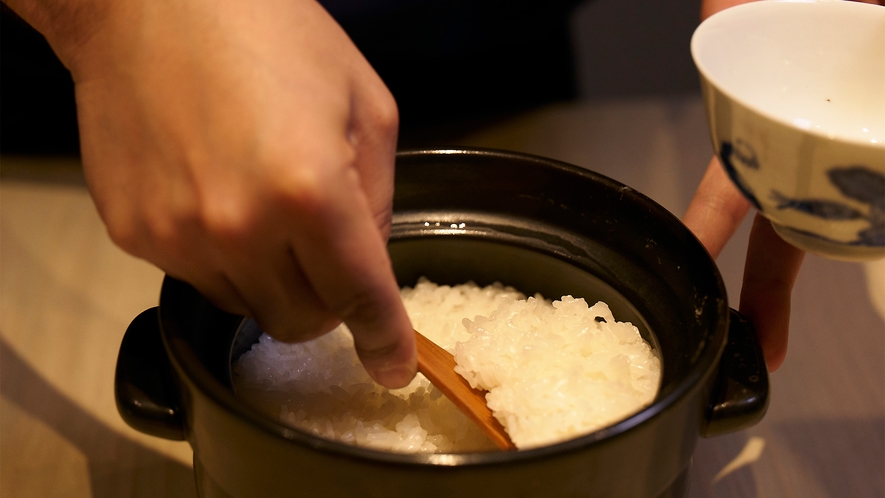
top-left (691, 0), bottom-right (885, 261)
top-left (116, 149), bottom-right (769, 498)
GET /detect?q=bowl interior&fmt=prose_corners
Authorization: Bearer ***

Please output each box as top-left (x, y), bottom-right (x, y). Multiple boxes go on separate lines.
top-left (691, 1), bottom-right (885, 144)
top-left (224, 149), bottom-right (730, 446)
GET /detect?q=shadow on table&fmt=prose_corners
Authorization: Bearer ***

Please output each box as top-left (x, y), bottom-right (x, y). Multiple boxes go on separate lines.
top-left (689, 415), bottom-right (885, 498)
top-left (0, 337), bottom-right (197, 498)
top-left (773, 416), bottom-right (885, 498)
top-left (688, 431), bottom-right (760, 498)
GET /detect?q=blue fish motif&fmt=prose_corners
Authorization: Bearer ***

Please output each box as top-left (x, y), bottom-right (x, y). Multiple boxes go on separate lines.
top-left (827, 167), bottom-right (885, 212)
top-left (857, 225), bottom-right (885, 246)
top-left (770, 165), bottom-right (884, 247)
top-left (770, 191), bottom-right (865, 220)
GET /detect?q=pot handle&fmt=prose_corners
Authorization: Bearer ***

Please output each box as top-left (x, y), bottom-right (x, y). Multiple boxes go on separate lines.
top-left (702, 309), bottom-right (770, 437)
top-left (115, 307), bottom-right (187, 441)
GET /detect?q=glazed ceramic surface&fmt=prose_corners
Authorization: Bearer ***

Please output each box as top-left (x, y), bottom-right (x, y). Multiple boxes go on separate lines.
top-left (116, 149), bottom-right (770, 498)
top-left (691, 0), bottom-right (885, 260)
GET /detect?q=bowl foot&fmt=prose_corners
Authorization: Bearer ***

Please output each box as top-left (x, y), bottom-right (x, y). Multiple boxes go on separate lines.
top-left (771, 223), bottom-right (884, 262)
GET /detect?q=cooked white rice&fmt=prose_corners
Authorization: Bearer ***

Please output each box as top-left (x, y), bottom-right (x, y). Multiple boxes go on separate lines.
top-left (233, 278), bottom-right (660, 452)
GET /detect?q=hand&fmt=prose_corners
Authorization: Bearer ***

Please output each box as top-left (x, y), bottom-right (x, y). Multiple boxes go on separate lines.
top-left (10, 0), bottom-right (416, 387)
top-left (692, 1), bottom-right (884, 372)
top-left (684, 158), bottom-right (805, 371)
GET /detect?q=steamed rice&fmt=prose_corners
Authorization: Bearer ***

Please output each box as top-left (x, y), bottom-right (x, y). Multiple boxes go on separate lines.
top-left (233, 278), bottom-right (661, 452)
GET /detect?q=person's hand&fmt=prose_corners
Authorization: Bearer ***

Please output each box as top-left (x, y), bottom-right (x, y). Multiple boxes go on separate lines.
top-left (684, 158), bottom-right (805, 371)
top-left (8, 0), bottom-right (416, 387)
top-left (690, 0), bottom-right (812, 372)
top-left (691, 0), bottom-right (881, 371)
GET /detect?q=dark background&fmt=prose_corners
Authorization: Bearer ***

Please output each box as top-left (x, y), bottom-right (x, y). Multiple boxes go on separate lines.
top-left (0, 0), bottom-right (702, 156)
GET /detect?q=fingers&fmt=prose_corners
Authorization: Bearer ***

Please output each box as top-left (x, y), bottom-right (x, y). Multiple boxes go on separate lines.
top-left (683, 156), bottom-right (752, 259)
top-left (284, 157), bottom-right (416, 389)
top-left (322, 67), bottom-right (415, 387)
top-left (694, 0), bottom-right (811, 372)
top-left (685, 156), bottom-right (806, 371)
top-left (347, 64), bottom-right (399, 239)
top-left (171, 269), bottom-right (253, 318)
top-left (739, 214), bottom-right (805, 372)
top-left (133, 168), bottom-right (415, 389)
top-left (203, 145), bottom-right (413, 388)
top-left (218, 240), bottom-right (341, 343)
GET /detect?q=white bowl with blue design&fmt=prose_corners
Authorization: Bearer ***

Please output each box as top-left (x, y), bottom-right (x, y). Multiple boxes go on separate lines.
top-left (691, 0), bottom-right (884, 261)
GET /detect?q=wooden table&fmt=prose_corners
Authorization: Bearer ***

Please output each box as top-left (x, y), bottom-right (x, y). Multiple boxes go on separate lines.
top-left (1, 158), bottom-right (195, 497)
top-left (2, 96), bottom-right (882, 498)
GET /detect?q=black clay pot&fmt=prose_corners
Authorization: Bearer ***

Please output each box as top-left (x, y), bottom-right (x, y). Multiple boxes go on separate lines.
top-left (116, 148), bottom-right (768, 498)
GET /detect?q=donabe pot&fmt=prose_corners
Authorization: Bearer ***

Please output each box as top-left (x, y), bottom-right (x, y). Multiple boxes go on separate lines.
top-left (116, 148), bottom-right (768, 498)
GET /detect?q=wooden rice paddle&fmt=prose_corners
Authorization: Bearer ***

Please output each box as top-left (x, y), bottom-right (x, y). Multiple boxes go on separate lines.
top-left (414, 330), bottom-right (516, 451)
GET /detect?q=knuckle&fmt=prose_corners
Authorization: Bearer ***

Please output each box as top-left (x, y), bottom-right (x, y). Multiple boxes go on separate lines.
top-left (352, 84), bottom-right (399, 145)
top-left (371, 93), bottom-right (399, 136)
top-left (269, 150), bottom-right (357, 216)
top-left (354, 339), bottom-right (400, 363)
top-left (104, 214), bottom-right (141, 255)
top-left (146, 201), bottom-right (193, 247)
top-left (198, 197), bottom-right (254, 242)
top-left (189, 183), bottom-right (259, 244)
top-left (275, 167), bottom-right (326, 213)
top-left (373, 203), bottom-right (393, 239)
top-left (330, 287), bottom-right (385, 332)
top-left (104, 204), bottom-right (177, 257)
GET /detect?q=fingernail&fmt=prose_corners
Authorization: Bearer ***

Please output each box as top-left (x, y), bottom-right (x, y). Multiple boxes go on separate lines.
top-left (373, 365), bottom-right (416, 389)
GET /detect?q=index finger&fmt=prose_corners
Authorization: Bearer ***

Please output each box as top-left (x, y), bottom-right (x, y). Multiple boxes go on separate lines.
top-left (287, 154), bottom-right (416, 389)
top-left (739, 214), bottom-right (805, 371)
top-left (683, 156), bottom-right (753, 259)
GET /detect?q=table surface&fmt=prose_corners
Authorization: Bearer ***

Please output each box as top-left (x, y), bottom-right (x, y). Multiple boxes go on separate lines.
top-left (2, 96), bottom-right (883, 498)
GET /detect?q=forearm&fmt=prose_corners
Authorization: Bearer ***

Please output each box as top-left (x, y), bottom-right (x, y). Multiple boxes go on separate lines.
top-left (700, 0), bottom-right (753, 20)
top-left (3, 0), bottom-right (110, 71)
top-left (701, 0), bottom-right (883, 20)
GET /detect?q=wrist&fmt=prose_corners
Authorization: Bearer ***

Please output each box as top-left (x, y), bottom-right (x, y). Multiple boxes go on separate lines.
top-left (700, 0), bottom-right (756, 20)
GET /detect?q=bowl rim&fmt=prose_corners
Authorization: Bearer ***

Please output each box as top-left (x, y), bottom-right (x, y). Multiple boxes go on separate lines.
top-left (690, 0), bottom-right (885, 149)
top-left (158, 147), bottom-right (730, 467)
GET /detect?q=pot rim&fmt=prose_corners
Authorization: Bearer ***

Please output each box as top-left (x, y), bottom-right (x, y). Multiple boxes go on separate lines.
top-left (158, 147), bottom-right (729, 467)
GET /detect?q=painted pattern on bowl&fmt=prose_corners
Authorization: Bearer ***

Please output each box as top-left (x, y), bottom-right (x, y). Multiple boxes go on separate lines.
top-left (692, 1), bottom-right (885, 260)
